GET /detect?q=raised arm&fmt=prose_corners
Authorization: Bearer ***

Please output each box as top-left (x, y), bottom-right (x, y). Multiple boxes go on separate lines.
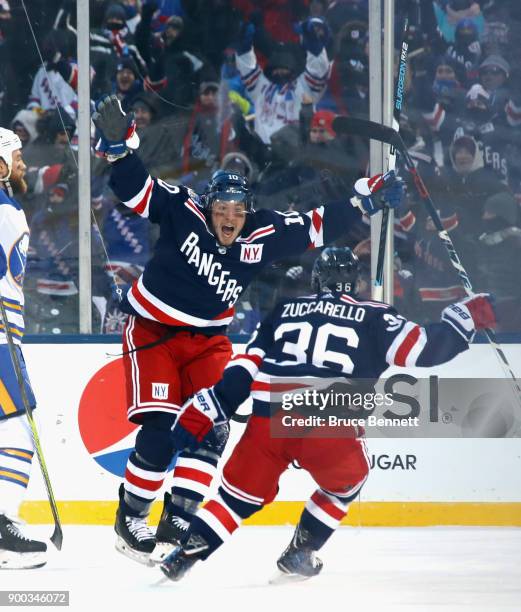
top-left (93, 94), bottom-right (183, 223)
top-left (378, 294), bottom-right (497, 368)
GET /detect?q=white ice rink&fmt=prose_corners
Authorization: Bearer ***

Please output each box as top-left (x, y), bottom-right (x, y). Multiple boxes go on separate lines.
top-left (1, 525), bottom-right (520, 612)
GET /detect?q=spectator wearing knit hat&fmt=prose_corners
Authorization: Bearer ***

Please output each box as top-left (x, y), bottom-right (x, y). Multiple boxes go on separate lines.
top-left (309, 110), bottom-right (336, 143)
top-left (112, 57), bottom-right (144, 111)
top-left (445, 18), bottom-right (482, 83)
top-left (235, 16), bottom-right (332, 145)
top-left (127, 91), bottom-right (183, 175)
top-left (10, 110), bottom-right (38, 148)
top-left (180, 75), bottom-right (236, 183)
top-left (135, 10), bottom-right (206, 114)
top-left (479, 54), bottom-right (509, 91)
top-left (88, 2), bottom-right (147, 98)
top-left (421, 55), bottom-right (467, 138)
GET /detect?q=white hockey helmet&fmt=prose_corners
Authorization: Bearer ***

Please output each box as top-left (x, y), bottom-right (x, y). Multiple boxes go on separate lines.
top-left (0, 127), bottom-right (23, 181)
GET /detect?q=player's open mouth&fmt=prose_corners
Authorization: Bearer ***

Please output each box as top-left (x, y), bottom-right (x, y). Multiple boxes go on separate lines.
top-left (222, 225), bottom-right (235, 237)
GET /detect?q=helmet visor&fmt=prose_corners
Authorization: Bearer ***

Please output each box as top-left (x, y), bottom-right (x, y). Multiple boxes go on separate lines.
top-left (211, 188), bottom-right (249, 203)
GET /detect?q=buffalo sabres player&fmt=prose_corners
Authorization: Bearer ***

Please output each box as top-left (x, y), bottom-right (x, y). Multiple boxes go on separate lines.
top-left (0, 128), bottom-right (47, 569)
top-left (160, 247), bottom-right (496, 581)
top-left (92, 95), bottom-right (402, 565)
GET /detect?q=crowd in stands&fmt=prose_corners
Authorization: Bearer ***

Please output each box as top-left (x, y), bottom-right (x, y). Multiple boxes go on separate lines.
top-left (1, 0), bottom-right (520, 335)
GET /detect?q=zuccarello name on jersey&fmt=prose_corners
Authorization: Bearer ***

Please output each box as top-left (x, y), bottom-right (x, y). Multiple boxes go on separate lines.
top-left (281, 300), bottom-right (366, 322)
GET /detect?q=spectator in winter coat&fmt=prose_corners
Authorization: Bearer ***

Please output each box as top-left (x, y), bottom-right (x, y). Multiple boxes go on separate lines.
top-left (135, 11), bottom-right (205, 114)
top-left (443, 135), bottom-right (512, 268)
top-left (320, 19), bottom-right (369, 116)
top-left (445, 18), bottom-right (482, 84)
top-left (129, 91), bottom-right (184, 176)
top-left (27, 30), bottom-right (78, 119)
top-left (10, 110), bottom-right (38, 149)
top-left (180, 79), bottom-right (236, 183)
top-left (112, 57), bottom-right (145, 112)
top-left (89, 2), bottom-right (147, 98)
top-left (476, 190), bottom-right (521, 331)
top-left (235, 16), bottom-right (331, 145)
top-left (433, 0), bottom-right (485, 44)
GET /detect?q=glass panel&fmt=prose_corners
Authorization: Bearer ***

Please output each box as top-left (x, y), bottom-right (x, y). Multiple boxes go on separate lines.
top-left (89, 1), bottom-right (374, 337)
top-left (1, 4), bottom-right (80, 335)
top-left (11, 1), bottom-right (513, 337)
top-left (395, 0), bottom-right (521, 333)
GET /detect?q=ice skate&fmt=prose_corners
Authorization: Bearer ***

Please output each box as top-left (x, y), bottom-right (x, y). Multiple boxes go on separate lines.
top-left (270, 526), bottom-right (323, 584)
top-left (114, 486), bottom-right (155, 566)
top-left (160, 532), bottom-right (208, 582)
top-left (0, 514), bottom-right (47, 570)
top-left (150, 493), bottom-right (190, 564)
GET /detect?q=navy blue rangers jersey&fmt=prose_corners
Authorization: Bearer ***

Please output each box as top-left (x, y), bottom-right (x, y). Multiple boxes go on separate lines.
top-left (210, 291), bottom-right (475, 417)
top-left (109, 153), bottom-right (360, 330)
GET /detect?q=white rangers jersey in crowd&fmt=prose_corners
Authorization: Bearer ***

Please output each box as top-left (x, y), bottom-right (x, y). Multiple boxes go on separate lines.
top-left (236, 48), bottom-right (331, 144)
top-left (27, 66), bottom-right (77, 118)
top-left (0, 189), bottom-right (29, 345)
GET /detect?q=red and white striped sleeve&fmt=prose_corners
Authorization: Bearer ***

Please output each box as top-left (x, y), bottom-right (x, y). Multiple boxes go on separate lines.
top-left (109, 153), bottom-right (184, 222)
top-left (384, 320), bottom-right (428, 367)
top-left (377, 307), bottom-right (471, 369)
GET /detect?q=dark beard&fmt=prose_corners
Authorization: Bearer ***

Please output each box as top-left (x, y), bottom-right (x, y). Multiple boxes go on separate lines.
top-left (10, 175), bottom-right (28, 195)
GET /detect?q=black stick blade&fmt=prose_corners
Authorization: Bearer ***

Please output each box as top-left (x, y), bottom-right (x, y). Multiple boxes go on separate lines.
top-left (51, 523), bottom-right (63, 550)
top-left (333, 116), bottom-right (401, 149)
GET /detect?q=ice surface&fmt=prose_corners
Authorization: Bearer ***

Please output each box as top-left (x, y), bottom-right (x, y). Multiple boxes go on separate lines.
top-left (1, 525), bottom-right (520, 612)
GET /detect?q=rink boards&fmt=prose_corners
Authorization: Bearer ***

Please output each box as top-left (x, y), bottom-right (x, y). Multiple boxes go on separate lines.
top-left (18, 341), bottom-right (521, 526)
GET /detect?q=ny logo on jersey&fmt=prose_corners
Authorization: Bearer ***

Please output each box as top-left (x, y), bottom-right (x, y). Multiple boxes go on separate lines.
top-left (152, 382), bottom-right (169, 400)
top-left (240, 243), bottom-right (264, 263)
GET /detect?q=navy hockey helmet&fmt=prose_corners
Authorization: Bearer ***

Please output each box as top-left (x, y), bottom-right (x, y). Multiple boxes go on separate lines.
top-left (311, 247), bottom-right (360, 295)
top-left (202, 170), bottom-right (254, 213)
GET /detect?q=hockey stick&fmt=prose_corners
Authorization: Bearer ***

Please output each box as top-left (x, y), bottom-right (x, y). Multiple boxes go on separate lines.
top-left (333, 116), bottom-right (400, 149)
top-left (0, 293), bottom-right (63, 550)
top-left (333, 115), bottom-right (521, 404)
top-left (374, 18), bottom-right (409, 301)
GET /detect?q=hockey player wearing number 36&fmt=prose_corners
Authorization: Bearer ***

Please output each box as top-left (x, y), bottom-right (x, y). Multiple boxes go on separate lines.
top-left (160, 248), bottom-right (497, 582)
top-left (92, 94), bottom-right (404, 566)
top-left (0, 128), bottom-right (47, 569)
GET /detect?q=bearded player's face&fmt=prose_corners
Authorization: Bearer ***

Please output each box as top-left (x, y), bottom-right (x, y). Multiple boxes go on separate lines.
top-left (1, 149), bottom-right (27, 195)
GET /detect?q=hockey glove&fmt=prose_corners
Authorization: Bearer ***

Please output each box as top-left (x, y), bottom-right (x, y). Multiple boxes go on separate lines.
top-left (297, 17), bottom-right (331, 56)
top-left (351, 170), bottom-right (403, 216)
top-left (442, 293), bottom-right (497, 342)
top-left (171, 388), bottom-right (227, 451)
top-left (92, 94), bottom-right (139, 160)
top-left (234, 22), bottom-right (255, 55)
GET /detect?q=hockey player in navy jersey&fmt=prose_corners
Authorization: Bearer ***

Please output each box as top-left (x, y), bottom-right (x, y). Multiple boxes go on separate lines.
top-left (160, 247), bottom-right (497, 582)
top-left (92, 95), bottom-right (403, 565)
top-left (0, 128), bottom-right (47, 569)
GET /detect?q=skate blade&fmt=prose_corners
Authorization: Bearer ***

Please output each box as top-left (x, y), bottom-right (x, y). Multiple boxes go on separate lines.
top-left (0, 550), bottom-right (47, 570)
top-left (149, 541), bottom-right (178, 565)
top-left (151, 574), bottom-right (172, 587)
top-left (115, 537), bottom-right (154, 567)
top-left (269, 570), bottom-right (311, 585)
